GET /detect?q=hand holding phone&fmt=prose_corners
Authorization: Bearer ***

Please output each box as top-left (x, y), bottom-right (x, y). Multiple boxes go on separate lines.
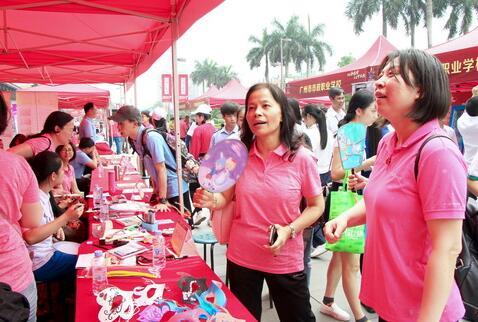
top-left (269, 225), bottom-right (278, 246)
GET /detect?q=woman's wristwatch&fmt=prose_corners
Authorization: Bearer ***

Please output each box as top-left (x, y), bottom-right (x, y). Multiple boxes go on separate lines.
top-left (288, 224), bottom-right (297, 239)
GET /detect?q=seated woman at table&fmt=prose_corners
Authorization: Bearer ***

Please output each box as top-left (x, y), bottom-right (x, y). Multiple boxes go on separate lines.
top-left (23, 151), bottom-right (84, 282)
top-left (53, 142), bottom-right (81, 195)
top-left (194, 83), bottom-right (324, 321)
top-left (71, 137), bottom-right (98, 194)
top-left (8, 111), bottom-right (74, 159)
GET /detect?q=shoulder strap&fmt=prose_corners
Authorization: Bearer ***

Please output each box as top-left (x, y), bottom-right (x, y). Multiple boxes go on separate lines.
top-left (414, 134), bottom-right (455, 180)
top-left (142, 129), bottom-right (177, 172)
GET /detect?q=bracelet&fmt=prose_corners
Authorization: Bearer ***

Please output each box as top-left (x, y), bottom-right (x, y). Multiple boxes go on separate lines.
top-left (212, 193), bottom-right (218, 210)
top-left (288, 224), bottom-right (297, 239)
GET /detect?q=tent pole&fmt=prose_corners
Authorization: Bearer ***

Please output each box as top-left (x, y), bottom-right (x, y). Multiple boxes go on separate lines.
top-left (133, 72), bottom-right (138, 107)
top-left (171, 8), bottom-right (184, 216)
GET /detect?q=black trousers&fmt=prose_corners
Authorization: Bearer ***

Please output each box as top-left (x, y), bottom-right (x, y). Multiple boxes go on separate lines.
top-left (227, 260), bottom-right (315, 322)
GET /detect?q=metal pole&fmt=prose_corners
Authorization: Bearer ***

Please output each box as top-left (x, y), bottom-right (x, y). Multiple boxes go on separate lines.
top-left (133, 71), bottom-right (138, 107)
top-left (171, 8), bottom-right (184, 216)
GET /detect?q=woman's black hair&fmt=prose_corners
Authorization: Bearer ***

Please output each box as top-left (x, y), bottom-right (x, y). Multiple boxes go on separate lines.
top-left (56, 141), bottom-right (77, 161)
top-left (366, 124), bottom-right (383, 157)
top-left (378, 49), bottom-right (450, 124)
top-left (0, 92), bottom-right (9, 135)
top-left (241, 83), bottom-right (303, 159)
top-left (287, 98), bottom-right (301, 125)
top-left (79, 137), bottom-right (95, 149)
top-left (41, 111), bottom-right (74, 134)
top-left (151, 118), bottom-right (168, 132)
top-left (338, 89), bottom-right (375, 128)
top-left (30, 151), bottom-right (63, 184)
top-left (196, 113), bottom-right (211, 124)
top-left (141, 111), bottom-right (152, 123)
top-left (9, 134), bottom-right (27, 148)
top-left (303, 104), bottom-right (328, 150)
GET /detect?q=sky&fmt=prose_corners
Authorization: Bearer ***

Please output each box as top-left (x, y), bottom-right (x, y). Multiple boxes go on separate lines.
top-left (99, 0), bottom-right (477, 110)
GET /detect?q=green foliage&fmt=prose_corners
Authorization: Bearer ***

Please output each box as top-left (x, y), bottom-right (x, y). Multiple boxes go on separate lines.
top-left (434, 0), bottom-right (478, 38)
top-left (246, 15), bottom-right (333, 80)
top-left (337, 54), bottom-right (356, 67)
top-left (190, 59), bottom-right (236, 91)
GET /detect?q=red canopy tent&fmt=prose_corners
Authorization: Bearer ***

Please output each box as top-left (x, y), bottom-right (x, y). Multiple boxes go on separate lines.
top-left (190, 79), bottom-right (248, 108)
top-left (286, 36), bottom-right (397, 98)
top-left (427, 26), bottom-right (478, 104)
top-left (17, 84), bottom-right (110, 109)
top-left (209, 79), bottom-right (248, 107)
top-left (0, 0), bottom-right (223, 85)
top-left (189, 85), bottom-right (220, 107)
top-left (297, 96), bottom-right (331, 107)
top-left (0, 0), bottom-right (224, 210)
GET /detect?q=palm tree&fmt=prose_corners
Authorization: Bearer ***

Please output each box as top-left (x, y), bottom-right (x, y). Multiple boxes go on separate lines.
top-left (213, 66), bottom-right (237, 88)
top-left (269, 16), bottom-right (305, 78)
top-left (425, 0), bottom-right (433, 47)
top-left (297, 17), bottom-right (332, 76)
top-left (434, 0), bottom-right (478, 39)
top-left (191, 59), bottom-right (218, 93)
top-left (345, 0), bottom-right (402, 37)
top-left (246, 28), bottom-right (272, 82)
top-left (400, 0), bottom-right (425, 47)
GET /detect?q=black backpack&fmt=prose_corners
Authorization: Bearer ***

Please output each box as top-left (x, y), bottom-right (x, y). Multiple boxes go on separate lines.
top-left (0, 282), bottom-right (30, 322)
top-left (129, 129), bottom-right (198, 183)
top-left (415, 134), bottom-right (478, 321)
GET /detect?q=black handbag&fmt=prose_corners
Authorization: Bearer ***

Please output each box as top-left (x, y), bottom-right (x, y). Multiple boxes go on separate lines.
top-left (455, 196), bottom-right (478, 321)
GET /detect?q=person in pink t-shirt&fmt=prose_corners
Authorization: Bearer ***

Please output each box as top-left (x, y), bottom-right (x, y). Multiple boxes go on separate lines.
top-left (8, 111), bottom-right (74, 159)
top-left (325, 49), bottom-right (467, 322)
top-left (54, 142), bottom-right (81, 195)
top-left (194, 83), bottom-right (324, 321)
top-left (189, 104), bottom-right (216, 160)
top-left (0, 92), bottom-right (43, 322)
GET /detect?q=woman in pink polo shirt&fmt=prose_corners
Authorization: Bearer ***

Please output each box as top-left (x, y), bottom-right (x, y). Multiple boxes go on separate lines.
top-left (325, 49), bottom-right (467, 322)
top-left (54, 142), bottom-right (81, 195)
top-left (194, 83), bottom-right (324, 321)
top-left (0, 93), bottom-right (43, 322)
top-left (8, 111), bottom-right (74, 159)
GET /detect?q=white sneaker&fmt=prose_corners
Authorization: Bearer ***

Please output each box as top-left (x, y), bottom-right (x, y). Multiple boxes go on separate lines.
top-left (310, 244), bottom-right (328, 258)
top-left (319, 302), bottom-right (351, 321)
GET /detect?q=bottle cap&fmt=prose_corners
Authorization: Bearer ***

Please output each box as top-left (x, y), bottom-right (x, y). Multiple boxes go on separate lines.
top-left (94, 250), bottom-right (103, 257)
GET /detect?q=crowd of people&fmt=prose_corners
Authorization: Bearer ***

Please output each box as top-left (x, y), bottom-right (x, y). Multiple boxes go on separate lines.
top-left (0, 48), bottom-right (477, 322)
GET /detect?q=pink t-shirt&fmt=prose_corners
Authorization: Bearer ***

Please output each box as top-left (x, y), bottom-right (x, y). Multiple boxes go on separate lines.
top-left (62, 164), bottom-right (75, 193)
top-left (190, 123), bottom-right (216, 159)
top-left (361, 120), bottom-right (466, 322)
top-left (0, 150), bottom-right (39, 292)
top-left (227, 144), bottom-right (322, 274)
top-left (26, 133), bottom-right (54, 156)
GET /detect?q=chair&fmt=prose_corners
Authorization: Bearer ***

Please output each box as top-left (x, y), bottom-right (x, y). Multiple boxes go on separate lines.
top-left (192, 229), bottom-right (218, 271)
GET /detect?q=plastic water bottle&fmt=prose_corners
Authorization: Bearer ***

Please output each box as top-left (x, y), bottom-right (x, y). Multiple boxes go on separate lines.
top-left (98, 161), bottom-right (104, 178)
top-left (92, 250), bottom-right (108, 295)
top-left (93, 185), bottom-right (103, 209)
top-left (99, 198), bottom-right (109, 222)
top-left (149, 231), bottom-right (166, 278)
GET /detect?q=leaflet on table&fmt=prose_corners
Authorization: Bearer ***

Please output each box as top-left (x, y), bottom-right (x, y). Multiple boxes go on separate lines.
top-left (108, 241), bottom-right (149, 260)
top-left (85, 192), bottom-right (111, 198)
top-left (115, 216), bottom-right (174, 227)
top-left (75, 253), bottom-right (137, 268)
